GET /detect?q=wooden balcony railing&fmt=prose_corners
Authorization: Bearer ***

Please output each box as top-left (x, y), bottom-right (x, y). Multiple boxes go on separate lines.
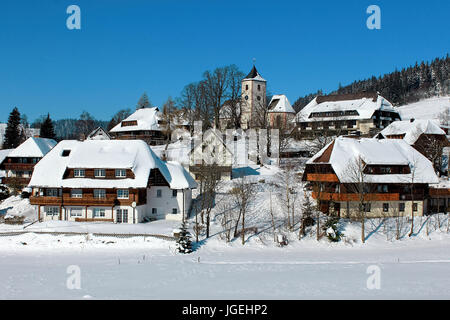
top-left (2, 163), bottom-right (35, 171)
top-left (312, 192), bottom-right (400, 202)
top-left (2, 177), bottom-right (31, 185)
top-left (306, 174), bottom-right (339, 182)
top-left (30, 195), bottom-right (125, 206)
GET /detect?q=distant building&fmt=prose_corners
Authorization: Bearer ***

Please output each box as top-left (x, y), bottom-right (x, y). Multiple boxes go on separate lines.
top-left (267, 95), bottom-right (296, 130)
top-left (0, 137), bottom-right (57, 189)
top-left (303, 137), bottom-right (439, 217)
top-left (86, 127), bottom-right (111, 140)
top-left (28, 140), bottom-right (197, 223)
top-left (376, 119), bottom-right (449, 172)
top-left (109, 107), bottom-right (167, 145)
top-left (295, 92), bottom-right (401, 138)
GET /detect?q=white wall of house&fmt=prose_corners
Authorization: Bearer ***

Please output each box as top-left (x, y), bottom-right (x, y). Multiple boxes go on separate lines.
top-left (144, 186), bottom-right (192, 221)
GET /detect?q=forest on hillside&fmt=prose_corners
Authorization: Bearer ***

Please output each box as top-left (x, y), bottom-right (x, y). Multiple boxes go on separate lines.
top-left (293, 55), bottom-right (450, 112)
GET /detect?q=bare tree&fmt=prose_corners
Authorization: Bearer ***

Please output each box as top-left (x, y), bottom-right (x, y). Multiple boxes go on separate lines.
top-left (230, 175), bottom-right (257, 245)
top-left (343, 156), bottom-right (374, 243)
top-left (196, 164), bottom-right (221, 238)
top-left (203, 67), bottom-right (230, 129)
top-left (276, 164), bottom-right (300, 231)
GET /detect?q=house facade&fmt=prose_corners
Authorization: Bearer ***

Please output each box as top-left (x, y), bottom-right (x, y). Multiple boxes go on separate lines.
top-left (0, 137), bottom-right (57, 189)
top-left (109, 107), bottom-right (167, 146)
top-left (28, 140), bottom-right (197, 223)
top-left (267, 95), bottom-right (296, 130)
top-left (295, 92), bottom-right (401, 138)
top-left (302, 137), bottom-right (439, 218)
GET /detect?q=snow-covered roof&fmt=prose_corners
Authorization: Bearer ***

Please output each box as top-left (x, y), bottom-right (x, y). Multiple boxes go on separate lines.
top-left (0, 124), bottom-right (40, 147)
top-left (8, 137), bottom-right (57, 158)
top-left (0, 149), bottom-right (12, 164)
top-left (29, 140), bottom-right (197, 190)
top-left (268, 95), bottom-right (295, 113)
top-left (296, 93), bottom-right (399, 122)
top-left (109, 107), bottom-right (164, 133)
top-left (308, 137), bottom-right (439, 184)
top-left (219, 100), bottom-right (241, 119)
top-left (86, 127), bottom-right (111, 140)
top-left (378, 119), bottom-right (446, 145)
top-left (243, 66), bottom-right (266, 82)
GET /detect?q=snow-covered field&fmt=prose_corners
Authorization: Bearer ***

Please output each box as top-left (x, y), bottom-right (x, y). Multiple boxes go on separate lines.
top-left (396, 96), bottom-right (450, 120)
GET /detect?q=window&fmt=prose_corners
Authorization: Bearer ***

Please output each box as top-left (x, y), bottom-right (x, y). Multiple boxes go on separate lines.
top-left (399, 203), bottom-right (405, 212)
top-left (71, 189), bottom-right (82, 198)
top-left (46, 189), bottom-right (59, 197)
top-left (257, 84), bottom-right (261, 91)
top-left (62, 150), bottom-right (71, 157)
top-left (93, 189), bottom-right (106, 199)
top-left (94, 169), bottom-right (106, 178)
top-left (93, 208), bottom-right (105, 218)
top-left (377, 185), bottom-right (389, 193)
top-left (363, 203), bottom-right (371, 212)
top-left (157, 189), bottom-right (162, 198)
top-left (381, 167), bottom-right (392, 174)
top-left (46, 206), bottom-right (59, 216)
top-left (152, 208), bottom-right (157, 214)
top-left (413, 203), bottom-right (418, 212)
top-left (115, 169), bottom-right (127, 178)
top-left (172, 189), bottom-right (177, 197)
top-left (257, 96), bottom-right (261, 101)
top-left (244, 95), bottom-right (249, 100)
top-left (117, 189), bottom-right (129, 199)
top-left (245, 85), bottom-right (249, 90)
top-left (116, 209), bottom-right (128, 223)
top-left (74, 169), bottom-right (85, 177)
top-left (172, 208), bottom-right (178, 214)
top-left (70, 208), bottom-right (83, 217)
top-left (383, 203), bottom-right (389, 212)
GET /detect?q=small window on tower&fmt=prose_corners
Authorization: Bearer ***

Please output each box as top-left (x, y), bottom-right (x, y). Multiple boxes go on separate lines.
top-left (245, 85), bottom-right (249, 90)
top-left (257, 96), bottom-right (261, 101)
top-left (258, 84), bottom-right (261, 91)
top-left (245, 95), bottom-right (249, 100)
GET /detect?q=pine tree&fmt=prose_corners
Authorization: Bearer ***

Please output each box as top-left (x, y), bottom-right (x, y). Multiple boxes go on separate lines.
top-left (39, 113), bottom-right (56, 140)
top-left (176, 221), bottom-right (193, 254)
top-left (136, 92), bottom-right (151, 109)
top-left (3, 107), bottom-right (22, 149)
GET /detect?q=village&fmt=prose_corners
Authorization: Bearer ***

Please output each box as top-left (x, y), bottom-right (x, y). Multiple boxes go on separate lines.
top-left (1, 65), bottom-right (449, 255)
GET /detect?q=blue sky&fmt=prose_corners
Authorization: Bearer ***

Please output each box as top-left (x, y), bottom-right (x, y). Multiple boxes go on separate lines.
top-left (0, 0), bottom-right (449, 122)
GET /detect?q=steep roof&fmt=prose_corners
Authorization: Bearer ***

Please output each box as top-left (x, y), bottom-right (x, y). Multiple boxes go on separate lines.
top-left (296, 93), bottom-right (399, 122)
top-left (8, 137), bottom-right (57, 158)
top-left (378, 119), bottom-right (446, 145)
top-left (29, 140), bottom-right (197, 189)
top-left (109, 107), bottom-right (164, 133)
top-left (308, 137), bottom-right (439, 184)
top-left (86, 127), bottom-right (111, 140)
top-left (268, 95), bottom-right (295, 113)
top-left (243, 66), bottom-right (266, 82)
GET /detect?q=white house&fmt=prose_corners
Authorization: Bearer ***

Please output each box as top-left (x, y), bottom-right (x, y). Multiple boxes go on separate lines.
top-left (28, 139), bottom-right (197, 223)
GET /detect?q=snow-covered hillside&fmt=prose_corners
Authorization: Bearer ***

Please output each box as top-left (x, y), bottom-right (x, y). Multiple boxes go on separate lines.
top-left (396, 96), bottom-right (450, 121)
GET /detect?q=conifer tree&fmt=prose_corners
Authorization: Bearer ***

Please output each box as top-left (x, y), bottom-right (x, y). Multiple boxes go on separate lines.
top-left (3, 107), bottom-right (22, 149)
top-left (176, 221), bottom-right (193, 254)
top-left (136, 92), bottom-right (152, 109)
top-left (39, 113), bottom-right (56, 140)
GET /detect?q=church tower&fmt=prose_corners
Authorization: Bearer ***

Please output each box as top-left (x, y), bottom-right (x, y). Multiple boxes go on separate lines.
top-left (241, 66), bottom-right (267, 129)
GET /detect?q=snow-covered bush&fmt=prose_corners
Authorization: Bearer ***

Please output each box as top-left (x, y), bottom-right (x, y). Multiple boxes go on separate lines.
top-left (324, 217), bottom-right (343, 242)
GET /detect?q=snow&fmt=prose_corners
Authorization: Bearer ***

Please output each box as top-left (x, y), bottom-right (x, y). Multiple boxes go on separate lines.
top-left (0, 149), bottom-right (12, 179)
top-left (378, 119), bottom-right (446, 145)
top-left (396, 96), bottom-right (450, 121)
top-left (1, 164), bottom-right (450, 299)
top-left (308, 137), bottom-right (439, 184)
top-left (109, 107), bottom-right (164, 133)
top-left (8, 137), bottom-right (57, 158)
top-left (29, 140), bottom-right (197, 190)
top-left (0, 196), bottom-right (36, 222)
top-left (268, 95), bottom-right (295, 113)
top-left (297, 94), bottom-right (398, 122)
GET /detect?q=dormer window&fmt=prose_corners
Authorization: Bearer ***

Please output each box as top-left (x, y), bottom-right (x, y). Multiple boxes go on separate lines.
top-left (62, 150), bottom-right (71, 157)
top-left (115, 169), bottom-right (127, 178)
top-left (74, 169), bottom-right (85, 177)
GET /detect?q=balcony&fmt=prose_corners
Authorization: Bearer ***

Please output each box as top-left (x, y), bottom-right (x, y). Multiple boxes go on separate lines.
top-left (2, 177), bottom-right (31, 185)
top-left (312, 192), bottom-right (400, 202)
top-left (306, 174), bottom-right (339, 183)
top-left (30, 195), bottom-right (121, 207)
top-left (3, 163), bottom-right (35, 171)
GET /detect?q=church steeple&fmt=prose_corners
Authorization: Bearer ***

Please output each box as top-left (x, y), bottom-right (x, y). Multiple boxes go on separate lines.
top-left (240, 65), bottom-right (267, 129)
top-left (243, 65), bottom-right (266, 82)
